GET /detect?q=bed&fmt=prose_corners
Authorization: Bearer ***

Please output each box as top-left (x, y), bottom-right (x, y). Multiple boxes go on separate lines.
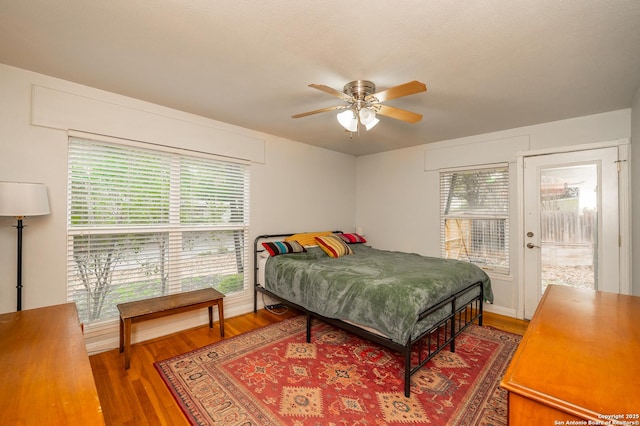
top-left (253, 232), bottom-right (493, 397)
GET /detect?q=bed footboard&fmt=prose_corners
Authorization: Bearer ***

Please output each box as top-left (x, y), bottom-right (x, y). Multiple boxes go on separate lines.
top-left (402, 281), bottom-right (484, 396)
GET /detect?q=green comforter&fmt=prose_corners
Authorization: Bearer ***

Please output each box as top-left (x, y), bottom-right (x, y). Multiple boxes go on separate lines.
top-left (264, 244), bottom-right (493, 345)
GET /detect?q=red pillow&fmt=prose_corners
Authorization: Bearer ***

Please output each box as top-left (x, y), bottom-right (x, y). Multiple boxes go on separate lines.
top-left (337, 233), bottom-right (367, 244)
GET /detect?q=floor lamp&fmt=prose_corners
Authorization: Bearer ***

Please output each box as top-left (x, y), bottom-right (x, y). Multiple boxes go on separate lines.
top-left (0, 182), bottom-right (50, 311)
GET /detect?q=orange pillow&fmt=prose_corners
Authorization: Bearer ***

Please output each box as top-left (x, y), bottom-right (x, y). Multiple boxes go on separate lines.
top-left (285, 231), bottom-right (332, 247)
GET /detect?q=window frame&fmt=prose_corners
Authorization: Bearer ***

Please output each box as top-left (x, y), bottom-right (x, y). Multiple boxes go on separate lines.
top-left (439, 163), bottom-right (510, 275)
top-left (66, 133), bottom-right (250, 326)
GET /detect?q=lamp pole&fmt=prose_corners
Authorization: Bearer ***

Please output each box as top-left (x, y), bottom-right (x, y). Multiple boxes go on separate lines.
top-left (0, 182), bottom-right (50, 312)
top-left (16, 217), bottom-right (24, 311)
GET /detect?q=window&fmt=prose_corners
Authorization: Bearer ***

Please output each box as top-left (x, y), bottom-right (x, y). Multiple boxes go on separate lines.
top-left (440, 165), bottom-right (509, 274)
top-left (67, 136), bottom-right (250, 325)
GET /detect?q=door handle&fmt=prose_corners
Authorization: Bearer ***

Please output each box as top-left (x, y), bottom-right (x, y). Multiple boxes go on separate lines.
top-left (526, 243), bottom-right (540, 249)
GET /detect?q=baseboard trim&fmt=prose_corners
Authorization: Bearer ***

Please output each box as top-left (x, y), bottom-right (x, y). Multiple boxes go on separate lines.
top-left (483, 303), bottom-right (517, 318)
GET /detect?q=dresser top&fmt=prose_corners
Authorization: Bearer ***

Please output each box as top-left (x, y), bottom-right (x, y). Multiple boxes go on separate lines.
top-left (501, 285), bottom-right (640, 420)
top-left (0, 303), bottom-right (105, 425)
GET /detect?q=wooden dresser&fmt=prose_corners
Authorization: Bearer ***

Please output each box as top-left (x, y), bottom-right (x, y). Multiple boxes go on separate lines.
top-left (501, 285), bottom-right (640, 424)
top-left (0, 303), bottom-right (105, 425)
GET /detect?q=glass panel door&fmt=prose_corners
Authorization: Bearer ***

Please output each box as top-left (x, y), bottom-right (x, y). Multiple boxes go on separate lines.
top-left (523, 147), bottom-right (620, 318)
top-left (539, 164), bottom-right (597, 294)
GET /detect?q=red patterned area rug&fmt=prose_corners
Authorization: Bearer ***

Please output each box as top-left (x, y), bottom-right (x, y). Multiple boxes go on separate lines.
top-left (155, 316), bottom-right (521, 425)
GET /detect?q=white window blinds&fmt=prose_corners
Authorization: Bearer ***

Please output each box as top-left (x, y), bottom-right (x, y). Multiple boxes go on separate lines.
top-left (67, 136), bottom-right (250, 324)
top-left (440, 165), bottom-right (509, 274)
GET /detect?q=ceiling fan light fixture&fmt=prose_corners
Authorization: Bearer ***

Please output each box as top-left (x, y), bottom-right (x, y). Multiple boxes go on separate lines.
top-left (294, 80), bottom-right (426, 134)
top-left (337, 109), bottom-right (358, 132)
top-left (359, 108), bottom-right (379, 130)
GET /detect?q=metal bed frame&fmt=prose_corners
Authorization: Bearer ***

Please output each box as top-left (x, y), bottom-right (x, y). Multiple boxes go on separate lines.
top-left (253, 233), bottom-right (484, 397)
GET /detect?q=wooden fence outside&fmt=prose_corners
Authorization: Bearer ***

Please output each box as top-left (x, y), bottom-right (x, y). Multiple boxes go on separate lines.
top-left (540, 209), bottom-right (595, 244)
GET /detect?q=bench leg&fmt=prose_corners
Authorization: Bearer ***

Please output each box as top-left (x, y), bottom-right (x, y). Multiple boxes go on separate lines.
top-left (208, 306), bottom-right (213, 328)
top-left (119, 316), bottom-right (124, 353)
top-left (123, 318), bottom-right (132, 369)
top-left (218, 300), bottom-right (225, 338)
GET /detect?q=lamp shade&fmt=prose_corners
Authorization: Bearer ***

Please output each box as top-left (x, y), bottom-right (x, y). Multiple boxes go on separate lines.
top-left (337, 109), bottom-right (358, 132)
top-left (359, 108), bottom-right (379, 131)
top-left (0, 182), bottom-right (50, 217)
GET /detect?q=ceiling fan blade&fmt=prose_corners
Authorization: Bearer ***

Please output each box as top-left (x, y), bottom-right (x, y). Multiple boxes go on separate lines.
top-left (291, 105), bottom-right (345, 119)
top-left (376, 104), bottom-right (423, 123)
top-left (308, 84), bottom-right (353, 101)
top-left (366, 80), bottom-right (427, 103)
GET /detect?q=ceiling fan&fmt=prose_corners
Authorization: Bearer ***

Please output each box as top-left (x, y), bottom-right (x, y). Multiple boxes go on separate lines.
top-left (292, 80), bottom-right (427, 132)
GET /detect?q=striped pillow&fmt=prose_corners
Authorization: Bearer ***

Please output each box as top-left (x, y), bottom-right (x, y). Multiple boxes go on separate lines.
top-left (262, 241), bottom-right (306, 256)
top-left (315, 235), bottom-right (353, 258)
top-left (338, 233), bottom-right (367, 244)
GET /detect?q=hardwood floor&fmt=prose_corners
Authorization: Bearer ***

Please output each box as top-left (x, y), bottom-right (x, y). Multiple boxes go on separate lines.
top-left (483, 310), bottom-right (530, 335)
top-left (89, 309), bottom-right (527, 425)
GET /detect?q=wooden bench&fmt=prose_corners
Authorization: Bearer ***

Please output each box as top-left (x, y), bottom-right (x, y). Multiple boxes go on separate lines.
top-left (117, 288), bottom-right (225, 369)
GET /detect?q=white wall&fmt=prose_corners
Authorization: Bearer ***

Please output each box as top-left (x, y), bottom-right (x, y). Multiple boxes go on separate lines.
top-left (631, 87), bottom-right (640, 296)
top-left (356, 109), bottom-right (632, 317)
top-left (0, 63), bottom-right (356, 352)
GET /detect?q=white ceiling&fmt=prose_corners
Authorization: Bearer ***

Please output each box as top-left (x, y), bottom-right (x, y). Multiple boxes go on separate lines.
top-left (1, 0), bottom-right (639, 156)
